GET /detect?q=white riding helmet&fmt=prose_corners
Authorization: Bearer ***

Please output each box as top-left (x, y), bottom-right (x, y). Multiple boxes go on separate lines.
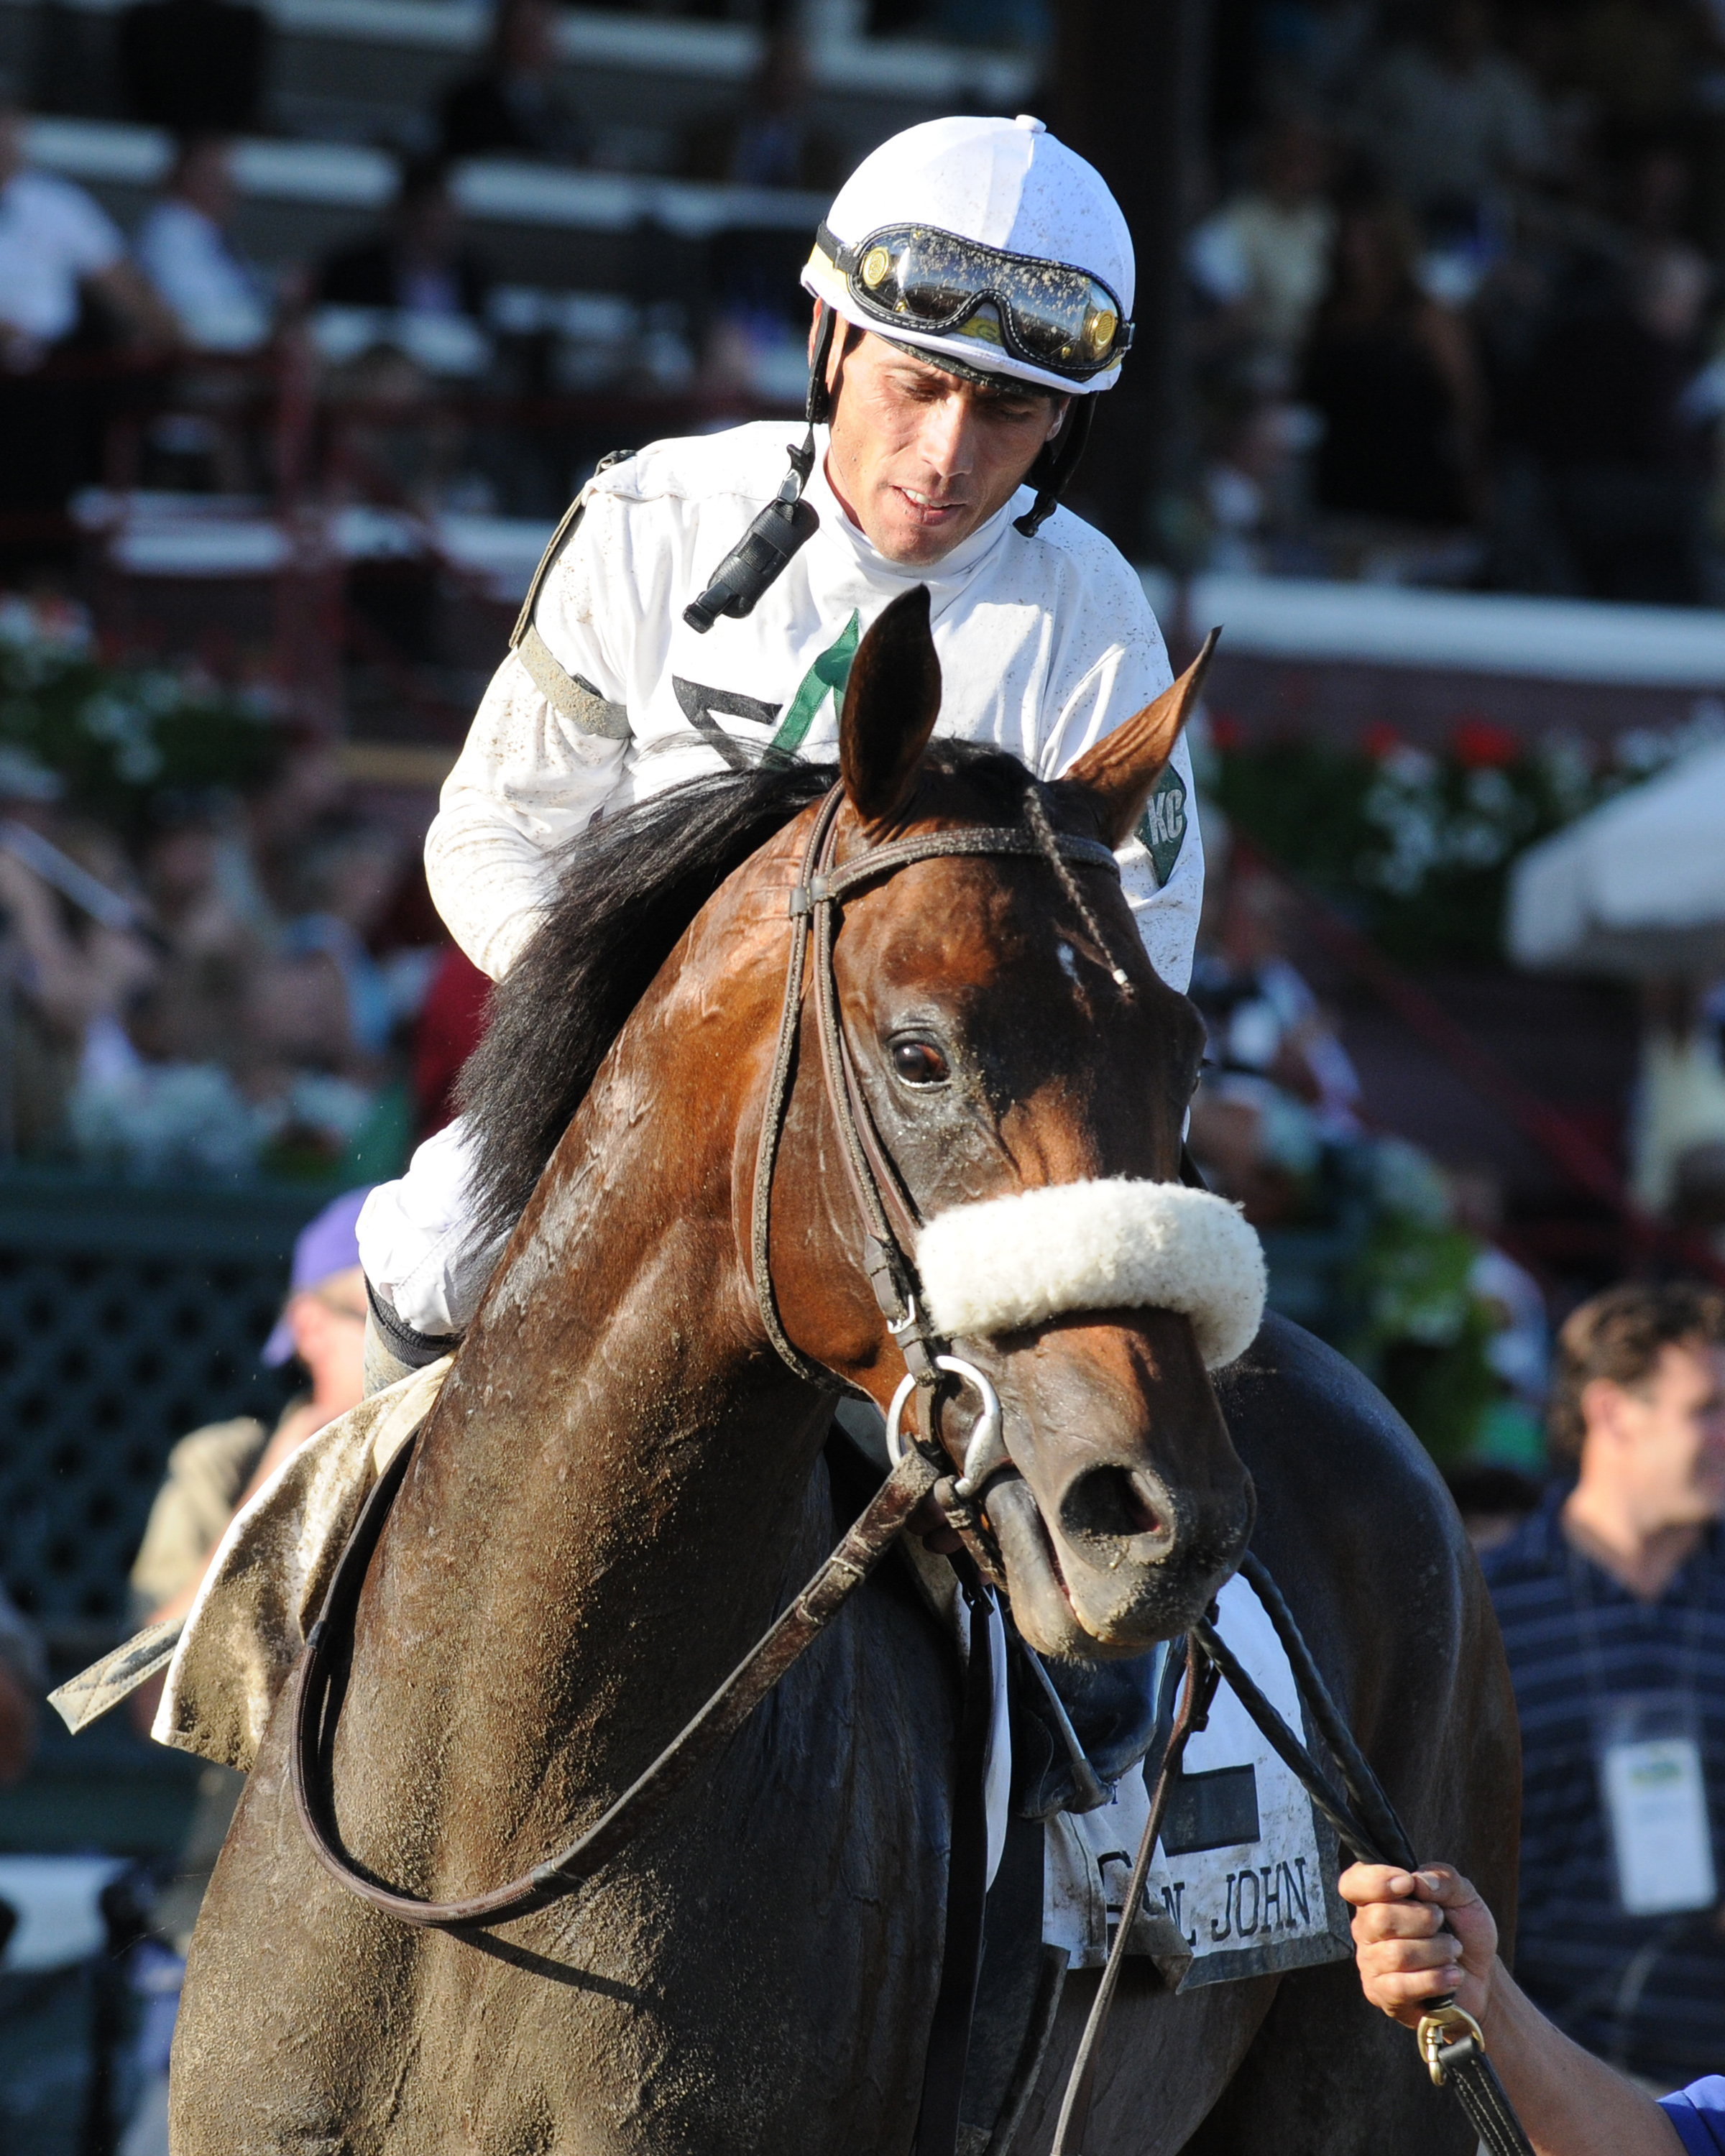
top-left (802, 114), bottom-right (1136, 397)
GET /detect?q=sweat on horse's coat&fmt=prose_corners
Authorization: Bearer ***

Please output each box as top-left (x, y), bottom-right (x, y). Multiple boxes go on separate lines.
top-left (916, 1180), bottom-right (1266, 1369)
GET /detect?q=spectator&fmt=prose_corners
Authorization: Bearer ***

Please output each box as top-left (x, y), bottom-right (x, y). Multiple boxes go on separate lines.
top-left (128, 1187), bottom-right (373, 1638)
top-left (1300, 191), bottom-right (1487, 527)
top-left (438, 0), bottom-right (586, 166)
top-left (318, 157), bottom-right (490, 325)
top-left (0, 107), bottom-right (177, 372)
top-left (1482, 1283), bottom-right (1725, 2087)
top-left (1190, 860), bottom-right (1363, 1135)
top-left (684, 29), bottom-right (843, 193)
top-left (1356, 0), bottom-right (1550, 220)
top-left (116, 0), bottom-right (269, 137)
top-left (134, 135), bottom-right (272, 354)
top-left (0, 814), bottom-right (159, 1152)
top-left (0, 106), bottom-right (180, 529)
top-left (1519, 148), bottom-right (1713, 604)
top-left (1188, 113), bottom-right (1336, 389)
top-left (121, 1187), bottom-right (371, 2154)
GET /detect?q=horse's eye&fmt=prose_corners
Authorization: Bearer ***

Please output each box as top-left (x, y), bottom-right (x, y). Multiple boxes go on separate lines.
top-left (891, 1037), bottom-right (950, 1087)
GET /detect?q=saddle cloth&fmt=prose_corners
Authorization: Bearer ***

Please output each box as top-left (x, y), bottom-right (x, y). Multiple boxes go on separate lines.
top-left (153, 1359), bottom-right (453, 1769)
top-left (1043, 1572), bottom-right (1353, 1986)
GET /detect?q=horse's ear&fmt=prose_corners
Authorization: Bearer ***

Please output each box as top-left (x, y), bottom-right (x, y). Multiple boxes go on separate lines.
top-left (840, 585), bottom-right (942, 826)
top-left (1063, 628), bottom-right (1220, 849)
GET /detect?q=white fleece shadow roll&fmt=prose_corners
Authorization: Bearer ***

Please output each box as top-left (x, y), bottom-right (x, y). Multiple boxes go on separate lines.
top-left (916, 1179), bottom-right (1267, 1369)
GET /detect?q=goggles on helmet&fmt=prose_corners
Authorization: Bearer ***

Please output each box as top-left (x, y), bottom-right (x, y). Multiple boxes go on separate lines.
top-left (814, 219), bottom-right (1133, 383)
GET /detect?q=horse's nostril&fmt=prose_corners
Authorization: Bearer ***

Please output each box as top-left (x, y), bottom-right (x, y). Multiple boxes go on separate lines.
top-left (1059, 1465), bottom-right (1173, 1549)
top-left (1121, 1471), bottom-right (1163, 1536)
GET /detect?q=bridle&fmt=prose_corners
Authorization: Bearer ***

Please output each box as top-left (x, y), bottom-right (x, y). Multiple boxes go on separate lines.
top-left (290, 779), bottom-right (1123, 1926)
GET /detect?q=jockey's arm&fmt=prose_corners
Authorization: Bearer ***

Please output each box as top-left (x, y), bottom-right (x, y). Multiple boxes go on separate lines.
top-left (426, 484), bottom-right (633, 982)
top-left (426, 651), bottom-right (628, 981)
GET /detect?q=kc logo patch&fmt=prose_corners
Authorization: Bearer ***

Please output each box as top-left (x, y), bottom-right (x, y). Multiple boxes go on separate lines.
top-left (1136, 765), bottom-right (1188, 888)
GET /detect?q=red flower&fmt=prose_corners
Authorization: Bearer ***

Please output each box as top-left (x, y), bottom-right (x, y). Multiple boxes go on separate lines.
top-left (1450, 716), bottom-right (1520, 768)
top-left (1362, 721), bottom-right (1404, 759)
top-left (1208, 709), bottom-right (1244, 751)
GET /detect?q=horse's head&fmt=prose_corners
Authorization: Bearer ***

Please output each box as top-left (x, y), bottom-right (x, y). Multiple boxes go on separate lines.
top-left (765, 586), bottom-right (1255, 1658)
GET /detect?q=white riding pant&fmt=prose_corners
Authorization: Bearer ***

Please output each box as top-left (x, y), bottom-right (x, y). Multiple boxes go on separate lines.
top-left (356, 1116), bottom-right (507, 1337)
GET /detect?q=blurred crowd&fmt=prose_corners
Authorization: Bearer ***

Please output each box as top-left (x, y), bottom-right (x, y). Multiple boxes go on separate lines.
top-left (0, 594), bottom-right (487, 1184)
top-left (1187, 808), bottom-right (1553, 1472)
top-left (1194, 0), bottom-right (1725, 601)
top-left (0, 0), bottom-right (870, 525)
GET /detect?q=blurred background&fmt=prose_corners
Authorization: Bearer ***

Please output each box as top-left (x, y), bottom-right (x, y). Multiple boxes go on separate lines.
top-left (6, 0), bottom-right (1725, 2143)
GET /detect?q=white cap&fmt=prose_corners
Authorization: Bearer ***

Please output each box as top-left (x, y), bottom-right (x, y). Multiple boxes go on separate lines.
top-left (802, 114), bottom-right (1134, 396)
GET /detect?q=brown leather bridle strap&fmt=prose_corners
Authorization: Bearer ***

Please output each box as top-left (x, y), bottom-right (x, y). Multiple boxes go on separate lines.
top-left (291, 1427), bottom-right (942, 1927)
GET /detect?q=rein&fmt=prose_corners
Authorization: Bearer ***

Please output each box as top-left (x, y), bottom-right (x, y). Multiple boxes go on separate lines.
top-left (290, 783), bottom-right (1118, 1925)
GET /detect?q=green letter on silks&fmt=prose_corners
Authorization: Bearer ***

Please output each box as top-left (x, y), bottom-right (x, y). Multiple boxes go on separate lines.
top-left (770, 610), bottom-right (861, 758)
top-left (1136, 765), bottom-right (1188, 887)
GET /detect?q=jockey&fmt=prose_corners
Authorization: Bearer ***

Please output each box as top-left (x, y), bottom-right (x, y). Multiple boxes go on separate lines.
top-left (357, 111), bottom-right (1204, 1391)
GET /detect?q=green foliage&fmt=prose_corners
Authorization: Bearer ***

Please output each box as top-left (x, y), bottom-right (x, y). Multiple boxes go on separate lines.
top-left (1209, 720), bottom-right (1666, 964)
top-left (1343, 1209), bottom-right (1500, 1463)
top-left (0, 604), bottom-right (280, 828)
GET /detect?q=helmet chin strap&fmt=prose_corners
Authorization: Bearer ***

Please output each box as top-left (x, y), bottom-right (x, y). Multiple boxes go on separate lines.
top-left (682, 303), bottom-right (839, 635)
top-left (1014, 395), bottom-right (1094, 540)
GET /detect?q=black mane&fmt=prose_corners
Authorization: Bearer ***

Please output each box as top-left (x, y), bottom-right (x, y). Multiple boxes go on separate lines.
top-left (457, 742), bottom-right (1041, 1247)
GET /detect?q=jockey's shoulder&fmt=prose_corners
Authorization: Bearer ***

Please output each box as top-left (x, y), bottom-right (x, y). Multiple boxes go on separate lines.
top-left (995, 491), bottom-right (1163, 651)
top-left (1015, 492), bottom-right (1144, 589)
top-left (582, 422), bottom-right (811, 512)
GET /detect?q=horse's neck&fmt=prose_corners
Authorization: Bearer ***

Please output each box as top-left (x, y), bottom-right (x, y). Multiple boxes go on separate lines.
top-left (346, 858), bottom-right (837, 1841)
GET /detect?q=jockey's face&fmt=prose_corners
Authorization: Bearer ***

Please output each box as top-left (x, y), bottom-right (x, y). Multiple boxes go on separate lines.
top-left (818, 321), bottom-right (1070, 567)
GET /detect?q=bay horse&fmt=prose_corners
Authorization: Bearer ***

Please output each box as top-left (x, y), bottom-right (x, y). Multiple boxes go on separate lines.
top-left (175, 590), bottom-right (1518, 2154)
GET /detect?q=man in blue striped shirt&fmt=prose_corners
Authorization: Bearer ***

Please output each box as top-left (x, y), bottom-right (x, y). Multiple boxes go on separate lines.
top-left (1482, 1282), bottom-right (1725, 2088)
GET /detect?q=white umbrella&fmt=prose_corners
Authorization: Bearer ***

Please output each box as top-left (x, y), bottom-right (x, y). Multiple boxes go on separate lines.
top-left (1508, 737), bottom-right (1725, 976)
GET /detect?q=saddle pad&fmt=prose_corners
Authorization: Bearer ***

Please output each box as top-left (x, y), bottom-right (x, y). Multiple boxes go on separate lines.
top-left (153, 1358), bottom-right (453, 1772)
top-left (1043, 1570), bottom-right (1352, 1987)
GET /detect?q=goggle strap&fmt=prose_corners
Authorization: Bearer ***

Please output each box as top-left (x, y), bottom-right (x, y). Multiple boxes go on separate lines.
top-left (806, 298), bottom-right (839, 430)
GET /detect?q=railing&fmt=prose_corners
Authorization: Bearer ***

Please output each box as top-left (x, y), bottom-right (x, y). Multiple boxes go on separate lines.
top-left (0, 1170), bottom-right (335, 1654)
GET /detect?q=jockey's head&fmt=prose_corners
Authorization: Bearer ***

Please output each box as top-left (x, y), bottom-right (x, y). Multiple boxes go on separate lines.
top-left (801, 114), bottom-right (1133, 566)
